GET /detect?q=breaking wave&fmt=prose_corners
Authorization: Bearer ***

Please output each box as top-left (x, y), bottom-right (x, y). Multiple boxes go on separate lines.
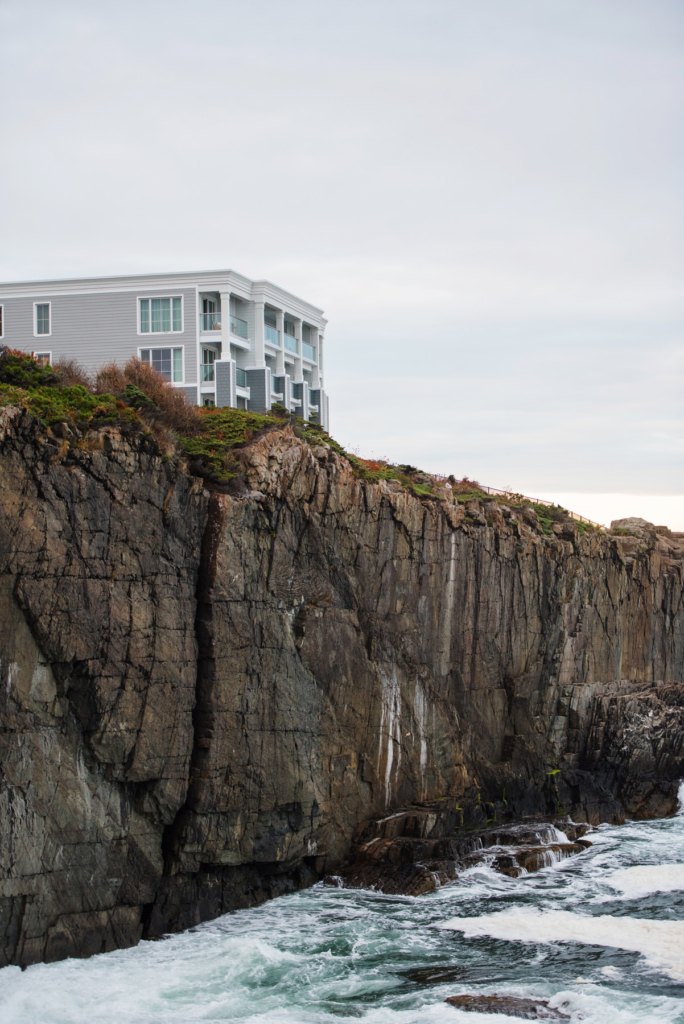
top-left (441, 907), bottom-right (684, 981)
top-left (606, 863), bottom-right (684, 898)
top-left (2, 791), bottom-right (684, 1023)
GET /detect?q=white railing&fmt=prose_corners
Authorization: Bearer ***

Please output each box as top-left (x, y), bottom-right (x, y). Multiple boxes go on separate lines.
top-left (476, 484), bottom-right (602, 527)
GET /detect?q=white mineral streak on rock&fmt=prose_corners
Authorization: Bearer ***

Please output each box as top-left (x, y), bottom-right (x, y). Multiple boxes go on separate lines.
top-left (441, 532), bottom-right (457, 676)
top-left (413, 679), bottom-right (428, 798)
top-left (378, 667), bottom-right (402, 806)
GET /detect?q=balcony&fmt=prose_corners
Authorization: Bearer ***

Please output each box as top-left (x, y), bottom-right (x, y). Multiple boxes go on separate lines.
top-left (201, 364), bottom-right (215, 382)
top-left (265, 324), bottom-right (280, 346)
top-left (235, 367), bottom-right (247, 388)
top-left (302, 342), bottom-right (316, 361)
top-left (230, 315), bottom-right (249, 339)
top-left (284, 334), bottom-right (298, 353)
top-left (201, 312), bottom-right (221, 331)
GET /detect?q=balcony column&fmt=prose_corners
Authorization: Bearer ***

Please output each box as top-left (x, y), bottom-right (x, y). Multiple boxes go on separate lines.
top-left (253, 300), bottom-right (265, 367)
top-left (220, 291), bottom-right (232, 357)
top-left (294, 319), bottom-right (303, 382)
top-left (310, 327), bottom-right (320, 385)
top-left (318, 333), bottom-right (324, 387)
top-left (275, 309), bottom-right (285, 375)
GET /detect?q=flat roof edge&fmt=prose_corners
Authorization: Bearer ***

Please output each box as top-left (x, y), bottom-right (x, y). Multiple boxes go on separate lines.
top-left (0, 269), bottom-right (326, 316)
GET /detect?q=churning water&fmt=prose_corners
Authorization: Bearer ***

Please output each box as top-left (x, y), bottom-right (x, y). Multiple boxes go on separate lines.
top-left (3, 788), bottom-right (684, 1023)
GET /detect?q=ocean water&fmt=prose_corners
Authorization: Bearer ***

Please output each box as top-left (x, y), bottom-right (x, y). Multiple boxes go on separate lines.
top-left (2, 788), bottom-right (684, 1023)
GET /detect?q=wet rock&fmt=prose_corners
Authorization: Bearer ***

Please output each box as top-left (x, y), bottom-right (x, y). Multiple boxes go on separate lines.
top-left (492, 843), bottom-right (588, 878)
top-left (337, 818), bottom-right (592, 891)
top-left (446, 994), bottom-right (570, 1019)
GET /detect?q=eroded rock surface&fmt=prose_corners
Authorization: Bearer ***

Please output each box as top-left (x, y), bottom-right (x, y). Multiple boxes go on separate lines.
top-left (445, 994), bottom-right (570, 1019)
top-left (0, 410), bottom-right (682, 965)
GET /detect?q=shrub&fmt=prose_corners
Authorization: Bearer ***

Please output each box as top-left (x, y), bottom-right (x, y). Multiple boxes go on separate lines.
top-left (452, 476), bottom-right (484, 494)
top-left (54, 358), bottom-right (93, 389)
top-left (0, 347), bottom-right (60, 389)
top-left (0, 381), bottom-right (123, 428)
top-left (96, 358), bottom-right (201, 434)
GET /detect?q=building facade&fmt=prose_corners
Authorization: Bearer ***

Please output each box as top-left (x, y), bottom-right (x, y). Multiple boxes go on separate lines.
top-left (0, 270), bottom-right (329, 428)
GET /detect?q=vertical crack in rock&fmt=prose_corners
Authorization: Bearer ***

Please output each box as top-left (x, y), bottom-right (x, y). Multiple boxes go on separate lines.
top-left (0, 413), bottom-right (683, 966)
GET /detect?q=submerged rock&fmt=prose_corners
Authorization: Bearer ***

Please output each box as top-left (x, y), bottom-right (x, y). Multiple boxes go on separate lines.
top-left (445, 994), bottom-right (570, 1019)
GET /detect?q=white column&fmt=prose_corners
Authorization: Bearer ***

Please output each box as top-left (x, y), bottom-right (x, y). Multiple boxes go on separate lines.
top-left (253, 300), bottom-right (265, 367)
top-left (318, 333), bottom-right (324, 388)
top-left (310, 327), bottom-right (320, 385)
top-left (220, 291), bottom-right (232, 359)
top-left (294, 319), bottom-right (303, 382)
top-left (275, 309), bottom-right (285, 375)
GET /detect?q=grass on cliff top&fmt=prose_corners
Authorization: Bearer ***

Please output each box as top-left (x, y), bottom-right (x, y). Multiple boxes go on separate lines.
top-left (0, 349), bottom-right (598, 529)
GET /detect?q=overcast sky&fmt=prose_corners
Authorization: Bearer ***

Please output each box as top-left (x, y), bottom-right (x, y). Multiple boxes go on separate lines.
top-left (1, 0), bottom-right (682, 521)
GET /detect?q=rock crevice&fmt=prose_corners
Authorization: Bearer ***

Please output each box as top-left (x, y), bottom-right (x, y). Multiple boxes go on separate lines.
top-left (0, 411), bottom-right (682, 966)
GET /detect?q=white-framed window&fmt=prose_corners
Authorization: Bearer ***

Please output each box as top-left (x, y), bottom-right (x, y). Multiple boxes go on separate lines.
top-left (34, 302), bottom-right (51, 336)
top-left (140, 346), bottom-right (184, 383)
top-left (201, 345), bottom-right (218, 383)
top-left (139, 296), bottom-right (183, 334)
top-left (0, 304), bottom-right (4, 338)
top-left (33, 352), bottom-right (52, 367)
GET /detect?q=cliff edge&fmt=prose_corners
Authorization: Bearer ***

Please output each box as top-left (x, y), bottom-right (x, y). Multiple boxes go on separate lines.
top-left (1, 407), bottom-right (682, 966)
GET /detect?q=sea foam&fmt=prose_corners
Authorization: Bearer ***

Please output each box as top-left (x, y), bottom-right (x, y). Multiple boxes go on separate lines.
top-left (606, 863), bottom-right (684, 897)
top-left (441, 908), bottom-right (684, 981)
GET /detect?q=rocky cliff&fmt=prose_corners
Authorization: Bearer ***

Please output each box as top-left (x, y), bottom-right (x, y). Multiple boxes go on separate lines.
top-left (0, 406), bottom-right (682, 967)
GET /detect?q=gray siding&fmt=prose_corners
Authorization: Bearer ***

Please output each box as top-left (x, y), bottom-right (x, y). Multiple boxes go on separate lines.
top-left (215, 360), bottom-right (237, 409)
top-left (0, 288), bottom-right (197, 386)
top-left (309, 388), bottom-right (328, 429)
top-left (291, 381), bottom-right (309, 421)
top-left (181, 386), bottom-right (198, 406)
top-left (246, 367), bottom-right (271, 414)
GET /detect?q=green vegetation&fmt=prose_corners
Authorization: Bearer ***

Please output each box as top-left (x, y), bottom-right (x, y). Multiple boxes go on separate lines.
top-left (0, 382), bottom-right (130, 429)
top-left (177, 407), bottom-right (282, 483)
top-left (0, 348), bottom-right (600, 530)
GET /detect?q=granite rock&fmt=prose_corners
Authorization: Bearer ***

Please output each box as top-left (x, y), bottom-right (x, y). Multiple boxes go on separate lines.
top-left (0, 410), bottom-right (682, 965)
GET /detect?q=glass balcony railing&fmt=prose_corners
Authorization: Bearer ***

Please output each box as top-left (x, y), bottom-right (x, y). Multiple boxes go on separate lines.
top-left (235, 367), bottom-right (247, 388)
top-left (201, 312), bottom-right (221, 331)
top-left (201, 364), bottom-right (215, 382)
top-left (265, 324), bottom-right (280, 345)
top-left (302, 342), bottom-right (316, 361)
top-left (230, 315), bottom-right (249, 339)
top-left (284, 334), bottom-right (298, 353)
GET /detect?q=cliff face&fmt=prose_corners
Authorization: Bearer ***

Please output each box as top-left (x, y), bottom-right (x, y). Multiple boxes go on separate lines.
top-left (0, 408), bottom-right (682, 966)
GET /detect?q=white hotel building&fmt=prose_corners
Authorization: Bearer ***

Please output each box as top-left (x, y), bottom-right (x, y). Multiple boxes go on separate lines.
top-left (0, 270), bottom-right (329, 428)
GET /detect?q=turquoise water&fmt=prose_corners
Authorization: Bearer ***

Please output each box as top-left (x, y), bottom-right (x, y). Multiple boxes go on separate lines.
top-left (3, 791), bottom-right (684, 1023)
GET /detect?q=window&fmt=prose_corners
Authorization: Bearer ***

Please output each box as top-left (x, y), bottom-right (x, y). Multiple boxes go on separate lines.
top-left (35, 302), bottom-right (51, 336)
top-left (201, 346), bottom-right (216, 382)
top-left (139, 296), bottom-right (182, 334)
top-left (0, 305), bottom-right (3, 338)
top-left (140, 347), bottom-right (183, 382)
top-left (33, 352), bottom-right (51, 367)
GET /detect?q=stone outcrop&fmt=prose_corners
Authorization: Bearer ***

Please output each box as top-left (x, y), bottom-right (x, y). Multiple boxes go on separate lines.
top-left (0, 408), bottom-right (682, 966)
top-left (329, 815), bottom-right (593, 894)
top-left (445, 994), bottom-right (570, 1019)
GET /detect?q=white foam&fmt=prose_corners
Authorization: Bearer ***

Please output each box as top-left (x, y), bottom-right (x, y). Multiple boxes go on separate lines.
top-left (441, 908), bottom-right (684, 981)
top-left (606, 863), bottom-right (684, 898)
